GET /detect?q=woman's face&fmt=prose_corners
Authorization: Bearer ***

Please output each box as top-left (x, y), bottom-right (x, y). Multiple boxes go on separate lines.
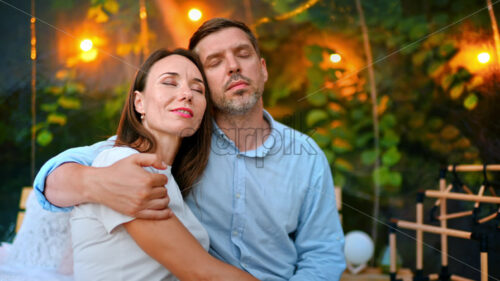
top-left (135, 54), bottom-right (207, 138)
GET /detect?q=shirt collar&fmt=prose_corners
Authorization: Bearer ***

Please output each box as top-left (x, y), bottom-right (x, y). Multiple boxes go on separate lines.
top-left (212, 110), bottom-right (279, 158)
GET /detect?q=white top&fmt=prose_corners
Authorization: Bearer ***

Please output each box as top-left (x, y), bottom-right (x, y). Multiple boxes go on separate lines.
top-left (71, 147), bottom-right (209, 281)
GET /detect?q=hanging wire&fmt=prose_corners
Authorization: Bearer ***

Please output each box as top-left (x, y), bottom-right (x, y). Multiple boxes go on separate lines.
top-left (139, 0), bottom-right (149, 61)
top-left (30, 0), bottom-right (37, 183)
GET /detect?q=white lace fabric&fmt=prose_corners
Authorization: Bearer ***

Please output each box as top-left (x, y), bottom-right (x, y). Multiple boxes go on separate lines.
top-left (0, 191), bottom-right (73, 281)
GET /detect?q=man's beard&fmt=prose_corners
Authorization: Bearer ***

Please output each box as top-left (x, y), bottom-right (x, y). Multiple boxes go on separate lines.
top-left (214, 89), bottom-right (261, 115)
top-left (215, 73), bottom-right (263, 115)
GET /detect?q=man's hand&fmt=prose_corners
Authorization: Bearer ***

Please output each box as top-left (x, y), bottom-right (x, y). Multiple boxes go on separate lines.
top-left (86, 153), bottom-right (173, 219)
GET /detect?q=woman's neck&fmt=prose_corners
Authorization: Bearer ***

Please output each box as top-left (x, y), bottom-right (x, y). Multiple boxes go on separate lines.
top-left (148, 131), bottom-right (181, 166)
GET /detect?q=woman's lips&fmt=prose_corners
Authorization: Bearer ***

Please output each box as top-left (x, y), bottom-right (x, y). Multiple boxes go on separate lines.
top-left (171, 107), bottom-right (193, 118)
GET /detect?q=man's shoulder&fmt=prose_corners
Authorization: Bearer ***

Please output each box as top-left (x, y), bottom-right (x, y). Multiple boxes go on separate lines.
top-left (272, 120), bottom-right (323, 156)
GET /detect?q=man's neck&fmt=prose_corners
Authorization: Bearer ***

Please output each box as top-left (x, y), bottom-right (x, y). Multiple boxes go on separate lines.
top-left (215, 102), bottom-right (271, 152)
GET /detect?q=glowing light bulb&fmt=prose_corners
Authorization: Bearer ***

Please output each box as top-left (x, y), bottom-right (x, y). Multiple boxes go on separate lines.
top-left (188, 8), bottom-right (202, 22)
top-left (330, 53), bottom-right (341, 63)
top-left (80, 39), bottom-right (93, 52)
top-left (477, 52), bottom-right (490, 64)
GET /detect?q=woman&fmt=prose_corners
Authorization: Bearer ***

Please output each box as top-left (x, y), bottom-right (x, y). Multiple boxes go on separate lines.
top-left (70, 49), bottom-right (257, 281)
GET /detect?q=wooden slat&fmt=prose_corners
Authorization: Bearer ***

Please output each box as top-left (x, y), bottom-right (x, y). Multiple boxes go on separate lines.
top-left (335, 186), bottom-right (342, 211)
top-left (447, 164), bottom-right (500, 172)
top-left (426, 190), bottom-right (500, 204)
top-left (395, 220), bottom-right (472, 240)
top-left (19, 187), bottom-right (33, 209)
top-left (16, 212), bottom-right (25, 233)
top-left (16, 187), bottom-right (33, 233)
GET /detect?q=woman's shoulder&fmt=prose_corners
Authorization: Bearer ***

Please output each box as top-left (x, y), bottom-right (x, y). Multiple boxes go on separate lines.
top-left (92, 146), bottom-right (139, 167)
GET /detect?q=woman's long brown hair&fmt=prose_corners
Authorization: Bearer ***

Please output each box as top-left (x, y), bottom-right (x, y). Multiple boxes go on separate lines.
top-left (115, 48), bottom-right (212, 197)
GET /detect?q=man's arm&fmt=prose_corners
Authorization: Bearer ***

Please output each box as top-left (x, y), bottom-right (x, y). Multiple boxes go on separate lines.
top-left (33, 139), bottom-right (172, 219)
top-left (289, 155), bottom-right (346, 281)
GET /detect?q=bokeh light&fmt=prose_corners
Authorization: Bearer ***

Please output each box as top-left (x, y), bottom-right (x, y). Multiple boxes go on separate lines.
top-left (188, 8), bottom-right (202, 22)
top-left (330, 53), bottom-right (342, 63)
top-left (477, 52), bottom-right (490, 64)
top-left (80, 39), bottom-right (93, 52)
top-left (80, 48), bottom-right (98, 62)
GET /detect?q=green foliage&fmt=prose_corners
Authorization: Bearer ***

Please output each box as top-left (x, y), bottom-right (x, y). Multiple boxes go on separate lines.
top-left (257, 1), bottom-right (490, 241)
top-left (463, 93), bottom-right (478, 110)
top-left (36, 130), bottom-right (53, 147)
top-left (36, 70), bottom-right (85, 146)
top-left (306, 109), bottom-right (329, 127)
top-left (300, 43), bottom-right (404, 198)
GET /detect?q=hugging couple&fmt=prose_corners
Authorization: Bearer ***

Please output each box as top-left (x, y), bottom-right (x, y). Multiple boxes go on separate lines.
top-left (34, 17), bottom-right (345, 280)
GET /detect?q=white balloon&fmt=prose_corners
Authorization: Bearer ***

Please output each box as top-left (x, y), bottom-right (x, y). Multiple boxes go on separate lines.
top-left (344, 230), bottom-right (374, 265)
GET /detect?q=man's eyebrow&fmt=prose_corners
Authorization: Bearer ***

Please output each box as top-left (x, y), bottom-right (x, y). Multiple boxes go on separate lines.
top-left (234, 43), bottom-right (252, 50)
top-left (204, 52), bottom-right (223, 63)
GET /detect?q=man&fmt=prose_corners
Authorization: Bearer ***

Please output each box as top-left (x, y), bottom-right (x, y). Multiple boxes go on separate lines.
top-left (34, 18), bottom-right (345, 280)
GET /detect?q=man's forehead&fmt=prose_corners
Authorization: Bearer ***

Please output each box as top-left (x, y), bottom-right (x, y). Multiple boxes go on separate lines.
top-left (195, 27), bottom-right (253, 58)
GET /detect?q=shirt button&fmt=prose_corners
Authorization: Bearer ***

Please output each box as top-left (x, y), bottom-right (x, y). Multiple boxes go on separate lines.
top-left (236, 154), bottom-right (241, 158)
top-left (242, 263), bottom-right (248, 268)
top-left (235, 193), bottom-right (241, 199)
top-left (232, 230), bottom-right (238, 236)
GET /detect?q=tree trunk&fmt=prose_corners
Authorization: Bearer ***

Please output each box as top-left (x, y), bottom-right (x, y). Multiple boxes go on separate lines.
top-left (487, 0), bottom-right (500, 65)
top-left (355, 0), bottom-right (381, 263)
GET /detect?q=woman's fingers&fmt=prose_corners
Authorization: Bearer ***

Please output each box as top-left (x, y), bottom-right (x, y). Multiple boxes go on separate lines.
top-left (135, 208), bottom-right (174, 220)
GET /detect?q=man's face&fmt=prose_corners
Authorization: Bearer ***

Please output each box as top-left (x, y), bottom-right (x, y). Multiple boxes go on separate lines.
top-left (194, 27), bottom-right (268, 115)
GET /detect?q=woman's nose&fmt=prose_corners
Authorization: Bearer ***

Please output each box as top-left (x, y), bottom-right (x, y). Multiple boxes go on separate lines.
top-left (180, 85), bottom-right (193, 101)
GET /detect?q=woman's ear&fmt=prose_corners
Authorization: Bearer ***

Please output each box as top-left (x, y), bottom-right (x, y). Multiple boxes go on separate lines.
top-left (134, 90), bottom-right (145, 114)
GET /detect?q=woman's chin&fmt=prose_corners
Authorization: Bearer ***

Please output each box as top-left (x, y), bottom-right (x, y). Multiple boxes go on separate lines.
top-left (177, 127), bottom-right (198, 138)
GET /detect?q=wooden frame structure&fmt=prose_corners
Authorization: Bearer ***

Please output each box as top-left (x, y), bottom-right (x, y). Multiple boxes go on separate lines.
top-left (389, 165), bottom-right (500, 281)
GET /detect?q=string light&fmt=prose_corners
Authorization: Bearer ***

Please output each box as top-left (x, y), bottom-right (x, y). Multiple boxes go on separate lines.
top-left (139, 0), bottom-right (149, 57)
top-left (330, 53), bottom-right (342, 63)
top-left (30, 0), bottom-right (37, 182)
top-left (477, 52), bottom-right (491, 64)
top-left (80, 39), bottom-right (93, 52)
top-left (188, 8), bottom-right (202, 22)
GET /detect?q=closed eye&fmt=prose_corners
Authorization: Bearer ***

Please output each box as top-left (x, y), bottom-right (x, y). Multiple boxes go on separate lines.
top-left (237, 51), bottom-right (250, 57)
top-left (162, 81), bottom-right (177, 86)
top-left (207, 59), bottom-right (221, 68)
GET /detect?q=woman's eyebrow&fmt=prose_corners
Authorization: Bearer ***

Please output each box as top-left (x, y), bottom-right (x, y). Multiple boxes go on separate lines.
top-left (192, 78), bottom-right (204, 83)
top-left (158, 72), bottom-right (179, 78)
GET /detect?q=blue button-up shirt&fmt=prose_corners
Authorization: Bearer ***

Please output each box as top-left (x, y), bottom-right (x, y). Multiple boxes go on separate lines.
top-left (34, 110), bottom-right (345, 280)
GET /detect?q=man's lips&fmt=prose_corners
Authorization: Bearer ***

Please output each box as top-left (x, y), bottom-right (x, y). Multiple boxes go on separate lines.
top-left (171, 107), bottom-right (193, 118)
top-left (227, 81), bottom-right (248, 91)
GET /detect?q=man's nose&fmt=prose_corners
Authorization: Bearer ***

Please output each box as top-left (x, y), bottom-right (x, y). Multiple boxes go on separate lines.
top-left (227, 55), bottom-right (241, 74)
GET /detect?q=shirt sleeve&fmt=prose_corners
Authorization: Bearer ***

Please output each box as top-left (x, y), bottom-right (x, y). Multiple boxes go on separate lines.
top-left (87, 146), bottom-right (139, 233)
top-left (289, 154), bottom-right (346, 281)
top-left (33, 137), bottom-right (116, 212)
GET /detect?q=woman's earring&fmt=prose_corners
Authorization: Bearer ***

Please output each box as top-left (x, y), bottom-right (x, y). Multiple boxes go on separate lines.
top-left (141, 113), bottom-right (145, 120)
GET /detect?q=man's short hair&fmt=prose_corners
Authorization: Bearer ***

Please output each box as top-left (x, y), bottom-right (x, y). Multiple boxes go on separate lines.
top-left (189, 18), bottom-right (261, 57)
